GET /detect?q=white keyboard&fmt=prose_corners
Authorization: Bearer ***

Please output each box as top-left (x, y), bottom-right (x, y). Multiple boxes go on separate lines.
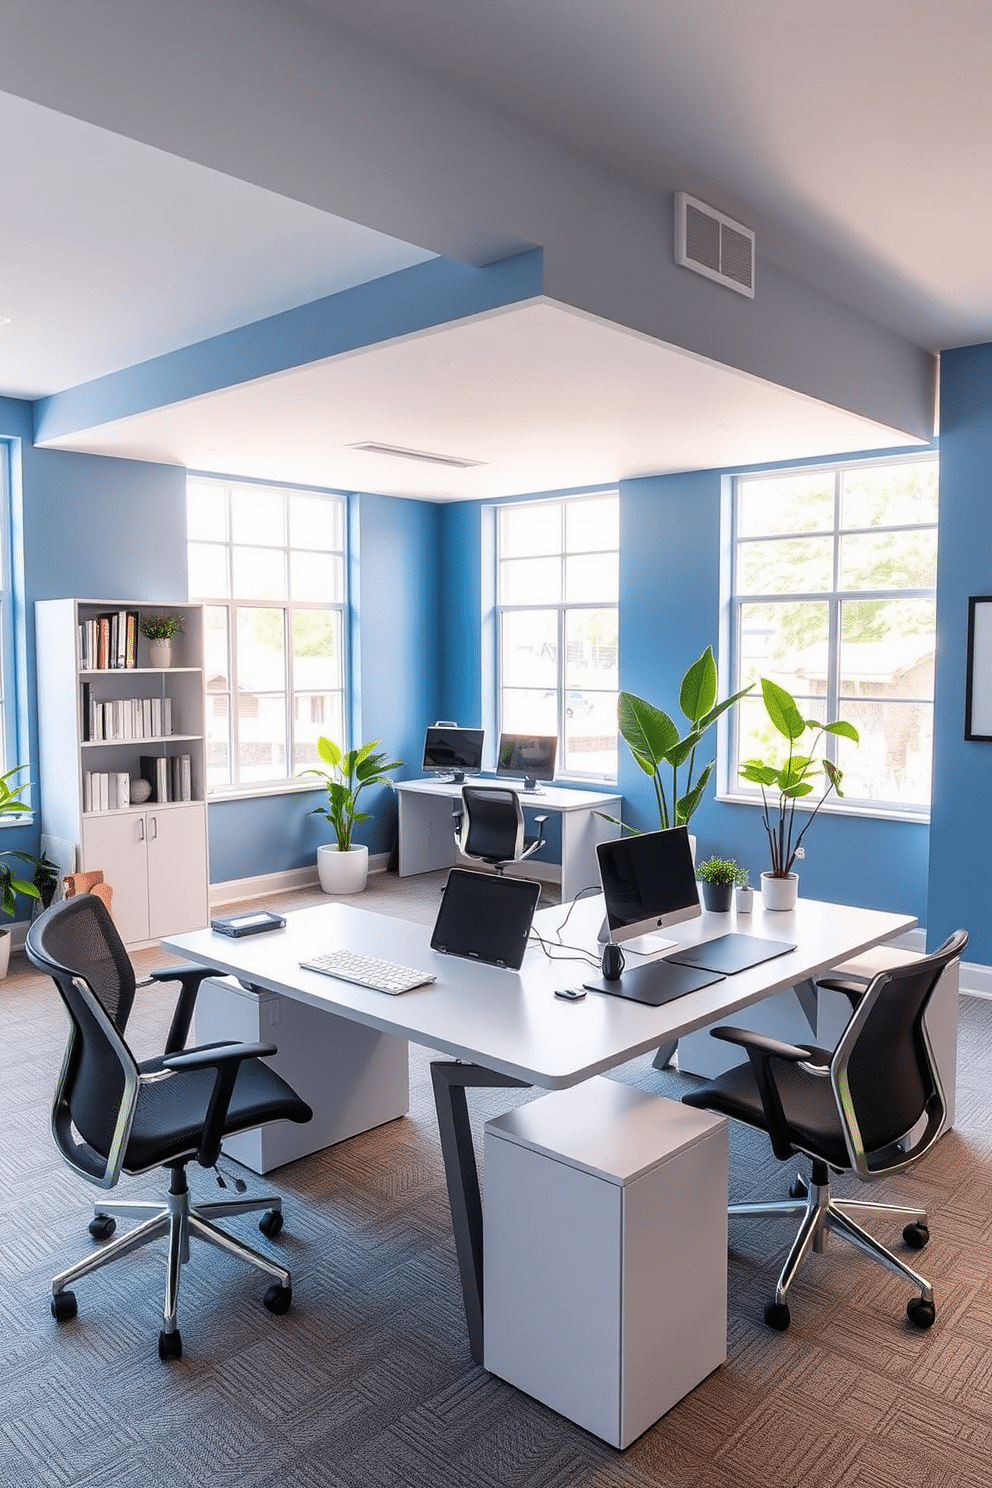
top-left (299, 948), bottom-right (436, 995)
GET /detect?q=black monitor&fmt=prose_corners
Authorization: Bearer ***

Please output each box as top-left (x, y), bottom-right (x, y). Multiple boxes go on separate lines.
top-left (496, 733), bottom-right (557, 792)
top-left (595, 827), bottom-right (701, 952)
top-left (422, 724), bottom-right (485, 782)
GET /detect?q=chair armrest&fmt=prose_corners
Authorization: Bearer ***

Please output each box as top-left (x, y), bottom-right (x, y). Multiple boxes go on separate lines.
top-left (148, 963), bottom-right (226, 1056)
top-left (161, 1039), bottom-right (278, 1167)
top-left (710, 1026), bottom-right (812, 1061)
top-left (709, 1025), bottom-right (815, 1161)
top-left (815, 976), bottom-right (867, 1008)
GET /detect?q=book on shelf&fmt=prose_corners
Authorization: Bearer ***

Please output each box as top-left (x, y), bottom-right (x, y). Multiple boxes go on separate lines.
top-left (169, 753), bottom-right (192, 802)
top-left (140, 754), bottom-right (169, 803)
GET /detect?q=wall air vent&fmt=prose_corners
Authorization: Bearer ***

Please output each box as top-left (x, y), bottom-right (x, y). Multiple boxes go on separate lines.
top-left (674, 192), bottom-right (755, 299)
top-left (348, 441), bottom-right (484, 469)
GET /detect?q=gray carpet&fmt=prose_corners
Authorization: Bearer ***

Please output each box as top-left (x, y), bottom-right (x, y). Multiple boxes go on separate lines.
top-left (3, 873), bottom-right (991, 1487)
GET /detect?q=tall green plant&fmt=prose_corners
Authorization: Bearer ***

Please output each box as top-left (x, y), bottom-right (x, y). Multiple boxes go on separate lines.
top-left (0, 764), bottom-right (44, 918)
top-left (739, 678), bottom-right (859, 878)
top-left (306, 737), bottom-right (404, 852)
top-left (616, 647), bottom-right (753, 830)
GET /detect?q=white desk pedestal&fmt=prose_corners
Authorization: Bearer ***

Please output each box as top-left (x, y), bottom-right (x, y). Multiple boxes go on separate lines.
top-left (194, 977), bottom-right (409, 1173)
top-left (483, 1079), bottom-right (727, 1449)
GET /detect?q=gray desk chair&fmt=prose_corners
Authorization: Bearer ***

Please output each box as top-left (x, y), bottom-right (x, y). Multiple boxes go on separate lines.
top-left (682, 929), bottom-right (968, 1332)
top-left (26, 894), bottom-right (313, 1361)
top-left (453, 784), bottom-right (549, 874)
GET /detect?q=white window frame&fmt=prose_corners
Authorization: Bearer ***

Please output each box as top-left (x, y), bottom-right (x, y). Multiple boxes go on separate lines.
top-left (495, 492), bottom-right (619, 784)
top-left (720, 452), bottom-right (938, 822)
top-left (0, 438), bottom-right (31, 808)
top-left (187, 476), bottom-right (348, 798)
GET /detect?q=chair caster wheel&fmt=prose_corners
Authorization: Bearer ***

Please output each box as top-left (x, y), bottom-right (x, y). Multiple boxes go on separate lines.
top-left (158, 1328), bottom-right (183, 1360)
top-left (51, 1290), bottom-right (78, 1322)
top-left (764, 1301), bottom-right (791, 1331)
top-left (88, 1213), bottom-right (116, 1241)
top-left (788, 1176), bottom-right (809, 1200)
top-left (907, 1297), bottom-right (935, 1329)
top-left (259, 1209), bottom-right (283, 1239)
top-left (263, 1283), bottom-right (292, 1315)
top-left (903, 1221), bottom-right (929, 1250)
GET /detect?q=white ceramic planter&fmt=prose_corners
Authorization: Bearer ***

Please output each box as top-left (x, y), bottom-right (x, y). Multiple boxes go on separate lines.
top-left (760, 871), bottom-right (799, 912)
top-left (735, 886), bottom-right (754, 915)
top-left (317, 843), bottom-right (370, 895)
top-left (0, 928), bottom-right (10, 979)
top-left (148, 638), bottom-right (172, 668)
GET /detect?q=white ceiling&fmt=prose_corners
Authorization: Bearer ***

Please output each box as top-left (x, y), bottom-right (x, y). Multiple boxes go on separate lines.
top-left (43, 301), bottom-right (907, 499)
top-left (4, 0), bottom-right (989, 499)
top-left (314, 0), bottom-right (992, 351)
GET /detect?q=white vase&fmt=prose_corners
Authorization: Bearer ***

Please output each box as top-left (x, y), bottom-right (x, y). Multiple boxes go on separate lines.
top-left (0, 929), bottom-right (9, 979)
top-left (317, 843), bottom-right (370, 895)
top-left (760, 871), bottom-right (799, 911)
top-left (735, 886), bottom-right (754, 914)
top-left (148, 638), bottom-right (172, 668)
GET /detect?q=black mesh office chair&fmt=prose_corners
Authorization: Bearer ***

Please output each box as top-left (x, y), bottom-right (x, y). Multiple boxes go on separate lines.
top-left (682, 929), bottom-right (967, 1332)
top-left (26, 894), bottom-right (313, 1360)
top-left (453, 785), bottom-right (549, 874)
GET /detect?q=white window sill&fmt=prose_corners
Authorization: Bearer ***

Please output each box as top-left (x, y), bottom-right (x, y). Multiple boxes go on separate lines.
top-left (717, 789), bottom-right (929, 826)
top-left (206, 780), bottom-right (324, 804)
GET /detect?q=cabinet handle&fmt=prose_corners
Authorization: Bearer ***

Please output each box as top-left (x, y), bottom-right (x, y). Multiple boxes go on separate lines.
top-left (150, 816), bottom-right (158, 840)
top-left (137, 818), bottom-right (145, 841)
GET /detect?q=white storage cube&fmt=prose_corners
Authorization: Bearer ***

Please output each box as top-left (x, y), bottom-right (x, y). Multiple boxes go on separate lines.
top-left (484, 1077), bottom-right (727, 1449)
top-left (194, 976), bottom-right (409, 1172)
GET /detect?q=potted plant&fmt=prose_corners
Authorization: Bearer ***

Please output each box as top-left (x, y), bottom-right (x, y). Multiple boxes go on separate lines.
top-left (306, 735), bottom-right (404, 894)
top-left (139, 611), bottom-right (185, 667)
top-left (739, 677), bottom-right (859, 911)
top-left (0, 765), bottom-right (45, 976)
top-left (606, 647), bottom-right (753, 846)
top-left (696, 855), bottom-right (748, 912)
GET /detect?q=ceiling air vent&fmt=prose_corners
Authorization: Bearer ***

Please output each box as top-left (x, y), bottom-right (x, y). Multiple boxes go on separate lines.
top-left (674, 192), bottom-right (755, 299)
top-left (348, 441), bottom-right (484, 469)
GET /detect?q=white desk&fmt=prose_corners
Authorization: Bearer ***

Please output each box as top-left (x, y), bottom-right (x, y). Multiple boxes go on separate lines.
top-left (164, 893), bottom-right (915, 1366)
top-left (394, 777), bottom-right (622, 902)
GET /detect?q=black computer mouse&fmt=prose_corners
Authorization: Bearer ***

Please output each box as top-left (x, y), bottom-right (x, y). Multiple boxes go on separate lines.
top-left (602, 942), bottom-right (625, 981)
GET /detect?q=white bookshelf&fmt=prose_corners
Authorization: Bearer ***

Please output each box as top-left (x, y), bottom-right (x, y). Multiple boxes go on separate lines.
top-left (35, 599), bottom-right (210, 946)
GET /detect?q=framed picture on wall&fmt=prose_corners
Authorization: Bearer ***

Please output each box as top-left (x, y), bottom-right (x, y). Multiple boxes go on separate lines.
top-left (965, 596), bottom-right (992, 740)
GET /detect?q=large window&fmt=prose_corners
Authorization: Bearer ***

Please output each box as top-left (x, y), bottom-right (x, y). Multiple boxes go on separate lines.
top-left (187, 478), bottom-right (347, 793)
top-left (728, 455), bottom-right (938, 815)
top-left (496, 493), bottom-right (619, 781)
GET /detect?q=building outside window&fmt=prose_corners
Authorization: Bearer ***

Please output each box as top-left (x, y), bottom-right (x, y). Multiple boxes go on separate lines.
top-left (496, 492), bottom-right (619, 781)
top-left (186, 478), bottom-right (347, 792)
top-left (728, 455), bottom-right (938, 815)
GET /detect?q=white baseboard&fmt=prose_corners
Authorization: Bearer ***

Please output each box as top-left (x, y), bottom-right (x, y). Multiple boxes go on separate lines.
top-left (209, 854), bottom-right (392, 910)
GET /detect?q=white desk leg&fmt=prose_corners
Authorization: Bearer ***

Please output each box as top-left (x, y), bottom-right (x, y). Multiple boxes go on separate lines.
top-left (397, 791), bottom-right (459, 877)
top-left (559, 805), bottom-right (619, 904)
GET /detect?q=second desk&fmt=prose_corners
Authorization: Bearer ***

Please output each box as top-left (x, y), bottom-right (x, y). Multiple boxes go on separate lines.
top-left (394, 777), bottom-right (621, 902)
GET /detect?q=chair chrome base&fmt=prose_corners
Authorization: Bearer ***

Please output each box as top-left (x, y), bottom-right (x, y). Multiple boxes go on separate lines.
top-left (731, 1160), bottom-right (934, 1329)
top-left (52, 1175), bottom-right (292, 1348)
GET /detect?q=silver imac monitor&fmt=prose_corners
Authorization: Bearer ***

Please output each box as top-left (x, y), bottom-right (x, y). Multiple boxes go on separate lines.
top-left (496, 733), bottom-right (557, 792)
top-left (422, 725), bottom-right (485, 782)
top-left (595, 826), bottom-right (701, 953)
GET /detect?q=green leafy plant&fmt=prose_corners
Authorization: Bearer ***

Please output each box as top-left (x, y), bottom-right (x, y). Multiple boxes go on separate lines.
top-left (611, 647), bottom-right (753, 832)
top-left (696, 855), bottom-right (748, 888)
top-left (739, 678), bottom-right (859, 878)
top-left (0, 765), bottom-right (44, 918)
top-left (138, 611), bottom-right (185, 640)
top-left (306, 736), bottom-right (404, 852)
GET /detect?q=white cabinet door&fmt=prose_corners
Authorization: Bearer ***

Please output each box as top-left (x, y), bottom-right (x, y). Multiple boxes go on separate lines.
top-left (81, 812), bottom-right (150, 945)
top-left (147, 804), bottom-right (209, 939)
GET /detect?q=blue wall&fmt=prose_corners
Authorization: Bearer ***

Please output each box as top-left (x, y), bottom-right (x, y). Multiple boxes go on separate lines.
top-left (927, 344), bottom-right (992, 960)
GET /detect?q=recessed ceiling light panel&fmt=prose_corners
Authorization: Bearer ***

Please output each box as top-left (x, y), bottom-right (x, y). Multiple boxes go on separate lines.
top-left (348, 441), bottom-right (484, 469)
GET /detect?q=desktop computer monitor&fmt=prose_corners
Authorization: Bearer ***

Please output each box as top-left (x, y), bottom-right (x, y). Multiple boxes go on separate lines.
top-left (496, 733), bottom-right (557, 791)
top-left (595, 827), bottom-right (701, 952)
top-left (422, 725), bottom-right (485, 782)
